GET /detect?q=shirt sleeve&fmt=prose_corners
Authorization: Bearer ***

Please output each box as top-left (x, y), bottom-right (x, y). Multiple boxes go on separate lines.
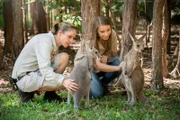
top-left (34, 41), bottom-right (65, 86)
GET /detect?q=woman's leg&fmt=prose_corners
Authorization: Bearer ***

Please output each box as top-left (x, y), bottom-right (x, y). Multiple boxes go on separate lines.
top-left (53, 52), bottom-right (69, 74)
top-left (89, 72), bottom-right (103, 98)
top-left (101, 59), bottom-right (121, 84)
top-left (41, 52), bottom-right (69, 102)
top-left (39, 52), bottom-right (69, 91)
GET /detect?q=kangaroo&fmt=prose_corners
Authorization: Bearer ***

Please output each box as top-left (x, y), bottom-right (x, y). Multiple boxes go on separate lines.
top-left (67, 40), bottom-right (101, 108)
top-left (121, 33), bottom-right (146, 106)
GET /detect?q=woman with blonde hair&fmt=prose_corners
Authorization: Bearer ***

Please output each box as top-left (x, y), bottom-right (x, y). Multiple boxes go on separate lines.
top-left (12, 22), bottom-right (79, 102)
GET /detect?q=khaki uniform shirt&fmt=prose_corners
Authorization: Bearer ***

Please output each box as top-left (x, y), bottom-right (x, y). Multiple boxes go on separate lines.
top-left (12, 32), bottom-right (65, 89)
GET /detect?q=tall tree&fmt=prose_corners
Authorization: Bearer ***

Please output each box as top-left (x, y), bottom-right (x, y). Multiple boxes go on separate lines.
top-left (120, 0), bottom-right (138, 60)
top-left (12, 0), bottom-right (24, 61)
top-left (151, 0), bottom-right (165, 90)
top-left (22, 0), bottom-right (28, 43)
top-left (3, 0), bottom-right (13, 55)
top-left (0, 47), bottom-right (3, 69)
top-left (81, 0), bottom-right (101, 40)
top-left (170, 31), bottom-right (180, 78)
top-left (30, 0), bottom-right (47, 35)
top-left (162, 0), bottom-right (170, 78)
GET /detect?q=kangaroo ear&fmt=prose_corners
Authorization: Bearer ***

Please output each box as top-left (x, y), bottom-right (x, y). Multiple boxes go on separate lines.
top-left (128, 32), bottom-right (135, 43)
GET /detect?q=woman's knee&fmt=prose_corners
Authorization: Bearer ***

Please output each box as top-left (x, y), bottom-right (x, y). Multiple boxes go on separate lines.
top-left (53, 52), bottom-right (69, 73)
top-left (59, 52), bottom-right (69, 63)
top-left (55, 52), bottom-right (69, 66)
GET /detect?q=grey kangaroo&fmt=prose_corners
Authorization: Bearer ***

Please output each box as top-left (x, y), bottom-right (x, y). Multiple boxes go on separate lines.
top-left (67, 40), bottom-right (101, 108)
top-left (121, 33), bottom-right (146, 106)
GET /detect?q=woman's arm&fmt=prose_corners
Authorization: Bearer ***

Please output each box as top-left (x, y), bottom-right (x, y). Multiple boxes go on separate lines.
top-left (93, 58), bottom-right (123, 72)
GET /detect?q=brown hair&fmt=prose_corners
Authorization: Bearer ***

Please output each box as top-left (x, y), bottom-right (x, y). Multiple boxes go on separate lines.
top-left (92, 16), bottom-right (113, 56)
top-left (51, 22), bottom-right (78, 35)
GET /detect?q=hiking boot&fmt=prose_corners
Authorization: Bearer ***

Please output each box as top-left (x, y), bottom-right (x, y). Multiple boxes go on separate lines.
top-left (9, 74), bottom-right (18, 90)
top-left (18, 89), bottom-right (34, 103)
top-left (44, 91), bottom-right (64, 103)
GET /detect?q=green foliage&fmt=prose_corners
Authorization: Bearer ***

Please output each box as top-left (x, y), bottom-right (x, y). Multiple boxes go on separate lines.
top-left (138, 0), bottom-right (145, 13)
top-left (0, 0), bottom-right (4, 28)
top-left (46, 0), bottom-right (81, 31)
top-left (101, 0), bottom-right (124, 16)
top-left (110, 0), bottom-right (124, 14)
top-left (0, 15), bottom-right (3, 28)
top-left (0, 88), bottom-right (179, 120)
top-left (62, 14), bottom-right (81, 32)
top-left (174, 7), bottom-right (180, 15)
top-left (0, 0), bottom-right (9, 3)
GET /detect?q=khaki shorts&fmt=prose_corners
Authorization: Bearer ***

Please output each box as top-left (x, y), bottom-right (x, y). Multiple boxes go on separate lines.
top-left (17, 53), bottom-right (64, 92)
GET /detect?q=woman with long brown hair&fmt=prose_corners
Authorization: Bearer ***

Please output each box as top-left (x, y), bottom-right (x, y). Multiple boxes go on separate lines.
top-left (90, 16), bottom-right (124, 98)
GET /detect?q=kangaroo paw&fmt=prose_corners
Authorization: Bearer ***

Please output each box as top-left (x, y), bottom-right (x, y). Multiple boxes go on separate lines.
top-left (129, 101), bottom-right (136, 106)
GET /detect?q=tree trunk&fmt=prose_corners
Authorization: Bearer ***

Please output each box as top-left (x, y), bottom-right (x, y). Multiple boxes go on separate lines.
top-left (0, 47), bottom-right (3, 69)
top-left (151, 0), bottom-right (164, 90)
top-left (166, 0), bottom-right (172, 54)
top-left (12, 0), bottom-right (24, 61)
top-left (46, 0), bottom-right (51, 30)
top-left (162, 0), bottom-right (170, 78)
top-left (3, 0), bottom-right (13, 55)
top-left (146, 22), bottom-right (152, 47)
top-left (30, 2), bottom-right (37, 35)
top-left (170, 31), bottom-right (180, 78)
top-left (105, 0), bottom-right (110, 17)
top-left (37, 1), bottom-right (47, 33)
top-left (120, 0), bottom-right (137, 61)
top-left (30, 0), bottom-right (47, 35)
top-left (22, 0), bottom-right (28, 43)
top-left (81, 0), bottom-right (101, 40)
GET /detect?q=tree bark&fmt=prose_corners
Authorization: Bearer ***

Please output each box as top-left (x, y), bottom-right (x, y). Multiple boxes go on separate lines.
top-left (170, 31), bottom-right (180, 78)
top-left (30, 0), bottom-right (47, 35)
top-left (22, 0), bottom-right (28, 43)
top-left (151, 0), bottom-right (164, 90)
top-left (46, 0), bottom-right (51, 30)
top-left (105, 0), bottom-right (110, 17)
top-left (81, 0), bottom-right (101, 40)
top-left (3, 0), bottom-right (13, 55)
top-left (166, 0), bottom-right (172, 54)
top-left (12, 0), bottom-right (24, 61)
top-left (0, 47), bottom-right (3, 69)
top-left (120, 0), bottom-right (137, 61)
top-left (162, 0), bottom-right (170, 78)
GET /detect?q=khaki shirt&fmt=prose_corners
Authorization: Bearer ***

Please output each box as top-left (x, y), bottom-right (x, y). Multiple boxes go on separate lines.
top-left (12, 32), bottom-right (65, 88)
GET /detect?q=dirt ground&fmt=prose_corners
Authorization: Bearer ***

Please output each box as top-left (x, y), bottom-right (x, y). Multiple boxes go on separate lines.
top-left (0, 29), bottom-right (180, 94)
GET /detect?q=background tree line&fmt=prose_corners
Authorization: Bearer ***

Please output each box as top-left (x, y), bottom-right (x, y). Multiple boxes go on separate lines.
top-left (0, 0), bottom-right (180, 91)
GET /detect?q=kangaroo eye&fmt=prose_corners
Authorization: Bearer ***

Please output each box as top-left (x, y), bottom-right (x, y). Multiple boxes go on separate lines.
top-left (137, 45), bottom-right (140, 48)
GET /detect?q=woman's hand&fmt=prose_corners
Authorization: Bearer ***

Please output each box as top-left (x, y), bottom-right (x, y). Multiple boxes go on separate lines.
top-left (62, 78), bottom-right (79, 93)
top-left (101, 55), bottom-right (108, 64)
top-left (118, 61), bottom-right (125, 71)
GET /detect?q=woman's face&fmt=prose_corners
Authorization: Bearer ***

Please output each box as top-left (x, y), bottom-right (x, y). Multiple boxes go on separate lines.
top-left (97, 25), bottom-right (111, 41)
top-left (56, 29), bottom-right (76, 47)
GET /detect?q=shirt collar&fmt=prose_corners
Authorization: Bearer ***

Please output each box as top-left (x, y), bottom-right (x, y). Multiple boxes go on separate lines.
top-left (48, 31), bottom-right (56, 47)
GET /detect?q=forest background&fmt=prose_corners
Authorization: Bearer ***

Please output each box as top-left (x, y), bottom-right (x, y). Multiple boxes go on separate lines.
top-left (0, 0), bottom-right (180, 120)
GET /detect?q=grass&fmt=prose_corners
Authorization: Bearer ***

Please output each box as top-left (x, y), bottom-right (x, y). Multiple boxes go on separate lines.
top-left (0, 88), bottom-right (180, 120)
